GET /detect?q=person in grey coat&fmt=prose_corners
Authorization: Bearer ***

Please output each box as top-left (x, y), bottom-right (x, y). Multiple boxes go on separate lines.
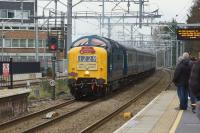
top-left (173, 52), bottom-right (191, 110)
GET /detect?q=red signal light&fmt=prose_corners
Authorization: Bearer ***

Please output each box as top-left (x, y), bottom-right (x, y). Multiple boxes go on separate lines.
top-left (48, 36), bottom-right (58, 51)
top-left (50, 43), bottom-right (57, 50)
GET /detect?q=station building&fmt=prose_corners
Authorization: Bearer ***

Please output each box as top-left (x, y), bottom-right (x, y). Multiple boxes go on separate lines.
top-left (0, 0), bottom-right (66, 72)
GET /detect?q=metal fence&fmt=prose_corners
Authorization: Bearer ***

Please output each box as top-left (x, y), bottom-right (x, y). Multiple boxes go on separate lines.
top-left (0, 58), bottom-right (40, 89)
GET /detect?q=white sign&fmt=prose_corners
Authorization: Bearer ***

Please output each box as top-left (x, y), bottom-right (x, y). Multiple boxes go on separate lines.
top-left (49, 80), bottom-right (56, 86)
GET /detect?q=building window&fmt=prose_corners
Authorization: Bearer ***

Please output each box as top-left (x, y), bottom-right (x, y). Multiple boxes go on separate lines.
top-left (39, 40), bottom-right (43, 47)
top-left (0, 10), bottom-right (7, 18)
top-left (5, 39), bottom-right (11, 47)
top-left (20, 56), bottom-right (27, 61)
top-left (43, 40), bottom-right (47, 48)
top-left (0, 39), bottom-right (2, 47)
top-left (20, 39), bottom-right (26, 47)
top-left (15, 10), bottom-right (29, 19)
top-left (28, 39), bottom-right (34, 47)
top-left (15, 10), bottom-right (21, 19)
top-left (39, 56), bottom-right (45, 62)
top-left (28, 56), bottom-right (35, 61)
top-left (0, 9), bottom-right (30, 19)
top-left (8, 10), bottom-right (14, 18)
top-left (12, 39), bottom-right (19, 47)
top-left (12, 55), bottom-right (20, 62)
top-left (23, 11), bottom-right (29, 19)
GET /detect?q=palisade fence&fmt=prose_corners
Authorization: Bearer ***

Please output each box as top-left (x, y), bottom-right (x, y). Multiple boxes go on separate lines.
top-left (0, 58), bottom-right (40, 89)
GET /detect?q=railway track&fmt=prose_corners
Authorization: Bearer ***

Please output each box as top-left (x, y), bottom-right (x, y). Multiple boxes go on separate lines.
top-left (22, 71), bottom-right (165, 133)
top-left (5, 72), bottom-right (157, 132)
top-left (0, 99), bottom-right (75, 132)
top-left (22, 99), bottom-right (102, 133)
top-left (80, 70), bottom-right (172, 133)
top-left (0, 97), bottom-right (106, 133)
top-left (1, 70), bottom-right (169, 133)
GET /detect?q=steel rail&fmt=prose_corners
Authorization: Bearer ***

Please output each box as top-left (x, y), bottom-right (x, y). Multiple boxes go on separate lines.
top-left (0, 99), bottom-right (75, 129)
top-left (80, 70), bottom-right (170, 133)
top-left (22, 99), bottom-right (102, 133)
top-left (13, 69), bottom-right (161, 132)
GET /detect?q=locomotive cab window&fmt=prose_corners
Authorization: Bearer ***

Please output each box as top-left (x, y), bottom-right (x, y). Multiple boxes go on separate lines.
top-left (90, 38), bottom-right (106, 47)
top-left (72, 37), bottom-right (107, 47)
top-left (73, 38), bottom-right (89, 47)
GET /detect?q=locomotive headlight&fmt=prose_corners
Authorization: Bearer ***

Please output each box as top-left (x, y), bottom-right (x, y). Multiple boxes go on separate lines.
top-left (84, 70), bottom-right (90, 75)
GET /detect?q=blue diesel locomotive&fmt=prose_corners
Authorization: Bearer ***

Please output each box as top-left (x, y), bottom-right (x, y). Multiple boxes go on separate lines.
top-left (67, 35), bottom-right (156, 99)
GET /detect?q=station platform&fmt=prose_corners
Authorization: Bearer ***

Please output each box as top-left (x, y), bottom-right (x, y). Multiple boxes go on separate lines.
top-left (114, 90), bottom-right (200, 133)
top-left (0, 88), bottom-right (31, 121)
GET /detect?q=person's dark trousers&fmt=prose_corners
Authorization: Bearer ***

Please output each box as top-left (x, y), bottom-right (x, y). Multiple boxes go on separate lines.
top-left (189, 91), bottom-right (196, 104)
top-left (177, 85), bottom-right (188, 110)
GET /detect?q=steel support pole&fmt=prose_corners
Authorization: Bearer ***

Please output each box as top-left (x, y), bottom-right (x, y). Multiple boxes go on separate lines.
top-left (102, 0), bottom-right (105, 27)
top-left (156, 50), bottom-right (158, 68)
top-left (67, 0), bottom-right (72, 56)
top-left (20, 0), bottom-right (24, 24)
top-left (50, 0), bottom-right (58, 100)
top-left (180, 43), bottom-right (183, 55)
top-left (176, 40), bottom-right (178, 63)
top-left (1, 23), bottom-right (3, 60)
top-left (99, 15), bottom-right (102, 36)
top-left (55, 0), bottom-right (57, 27)
top-left (35, 0), bottom-right (39, 61)
top-left (164, 49), bottom-right (166, 67)
top-left (131, 25), bottom-right (133, 45)
top-left (9, 58), bottom-right (13, 89)
top-left (51, 56), bottom-right (56, 100)
top-left (123, 15), bottom-right (125, 41)
top-left (170, 40), bottom-right (173, 67)
top-left (139, 0), bottom-right (143, 28)
top-left (107, 18), bottom-right (111, 38)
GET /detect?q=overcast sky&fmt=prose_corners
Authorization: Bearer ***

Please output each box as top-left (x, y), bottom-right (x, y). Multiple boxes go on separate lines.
top-left (39, 0), bottom-right (194, 23)
top-left (150, 0), bottom-right (194, 22)
top-left (38, 0), bottom-right (195, 39)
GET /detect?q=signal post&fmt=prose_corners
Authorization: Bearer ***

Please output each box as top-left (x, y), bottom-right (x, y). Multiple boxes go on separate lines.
top-left (48, 35), bottom-right (58, 100)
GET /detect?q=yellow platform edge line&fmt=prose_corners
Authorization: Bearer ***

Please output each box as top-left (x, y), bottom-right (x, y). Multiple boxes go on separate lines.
top-left (169, 110), bottom-right (183, 133)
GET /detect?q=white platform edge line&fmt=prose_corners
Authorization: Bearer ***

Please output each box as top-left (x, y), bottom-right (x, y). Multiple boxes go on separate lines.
top-left (113, 92), bottom-right (162, 133)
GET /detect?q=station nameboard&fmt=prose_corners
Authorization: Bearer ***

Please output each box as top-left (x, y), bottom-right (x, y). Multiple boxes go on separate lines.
top-left (176, 28), bottom-right (200, 40)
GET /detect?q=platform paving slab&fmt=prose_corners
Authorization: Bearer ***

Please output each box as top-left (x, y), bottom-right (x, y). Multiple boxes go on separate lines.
top-left (176, 110), bottom-right (200, 133)
top-left (114, 90), bottom-right (179, 133)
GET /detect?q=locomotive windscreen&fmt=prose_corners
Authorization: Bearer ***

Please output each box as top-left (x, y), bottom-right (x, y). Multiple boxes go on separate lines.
top-left (72, 36), bottom-right (107, 47)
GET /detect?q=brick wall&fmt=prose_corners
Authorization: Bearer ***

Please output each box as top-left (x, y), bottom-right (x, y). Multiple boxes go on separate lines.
top-left (1, 30), bottom-right (47, 40)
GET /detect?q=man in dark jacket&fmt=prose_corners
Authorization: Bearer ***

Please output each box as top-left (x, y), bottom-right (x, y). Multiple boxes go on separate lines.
top-left (173, 52), bottom-right (191, 110)
top-left (189, 59), bottom-right (200, 119)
